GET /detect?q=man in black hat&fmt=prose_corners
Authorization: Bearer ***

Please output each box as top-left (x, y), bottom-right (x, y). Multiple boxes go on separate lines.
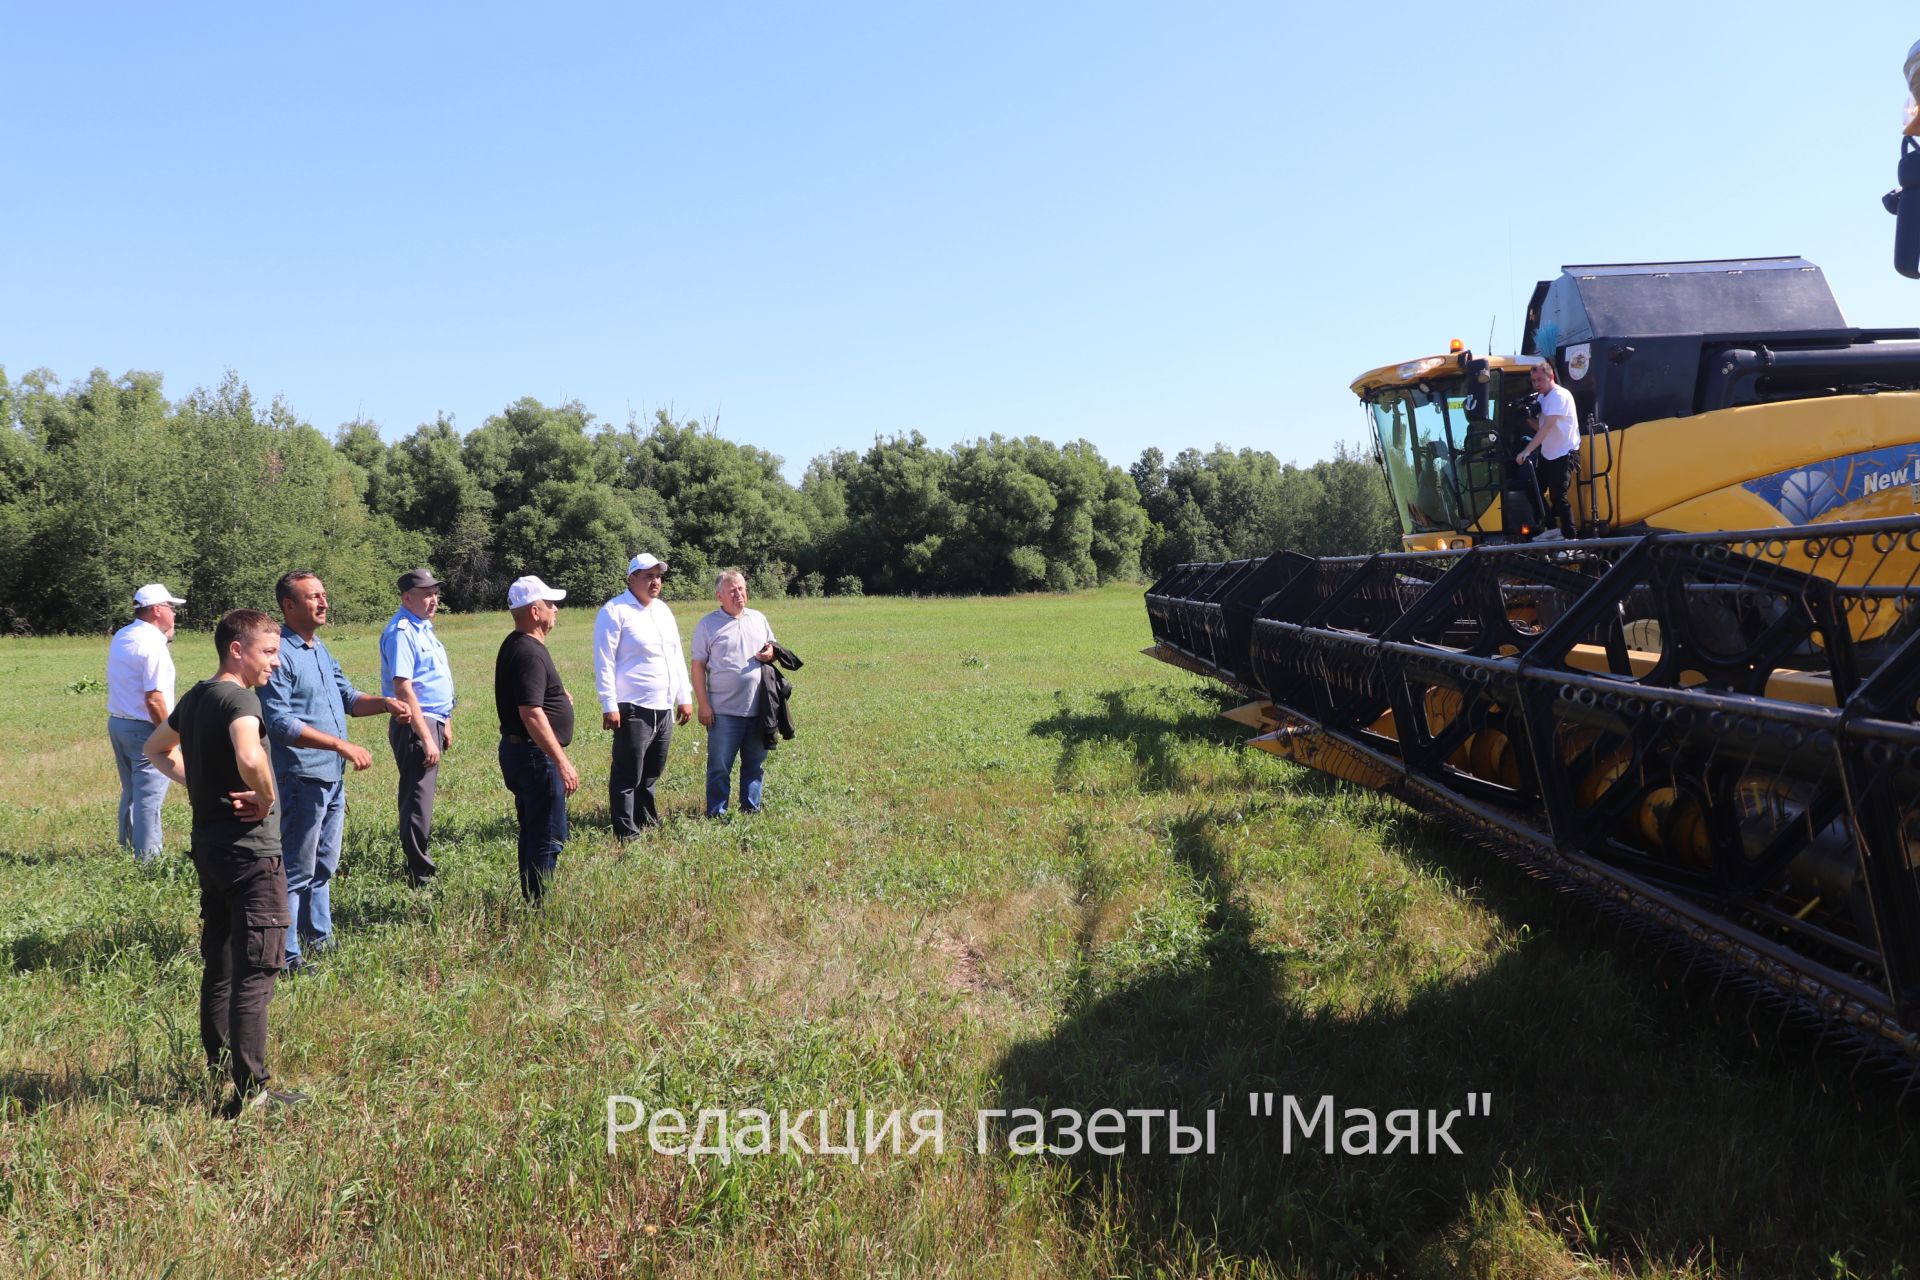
top-left (379, 568), bottom-right (456, 885)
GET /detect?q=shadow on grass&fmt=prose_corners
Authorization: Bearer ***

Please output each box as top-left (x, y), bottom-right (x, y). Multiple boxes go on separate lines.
top-left (10, 915), bottom-right (197, 974)
top-left (1029, 684), bottom-right (1248, 792)
top-left (997, 685), bottom-right (1920, 1276)
top-left (0, 1065), bottom-right (215, 1118)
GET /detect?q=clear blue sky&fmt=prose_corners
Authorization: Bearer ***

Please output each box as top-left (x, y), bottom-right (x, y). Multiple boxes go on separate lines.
top-left (6, 2), bottom-right (1917, 481)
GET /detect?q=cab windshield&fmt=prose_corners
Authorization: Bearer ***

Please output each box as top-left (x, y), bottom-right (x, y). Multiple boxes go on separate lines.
top-left (1368, 376), bottom-right (1502, 537)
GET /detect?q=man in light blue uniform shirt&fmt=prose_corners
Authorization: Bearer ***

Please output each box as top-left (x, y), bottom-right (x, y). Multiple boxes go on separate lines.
top-left (380, 567), bottom-right (456, 885)
top-left (259, 571), bottom-right (407, 968)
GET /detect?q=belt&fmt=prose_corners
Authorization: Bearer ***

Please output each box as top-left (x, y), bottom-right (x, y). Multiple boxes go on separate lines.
top-left (504, 733), bottom-right (528, 744)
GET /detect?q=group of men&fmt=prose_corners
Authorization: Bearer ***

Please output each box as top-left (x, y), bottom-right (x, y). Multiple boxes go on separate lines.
top-left (104, 554), bottom-right (783, 1112)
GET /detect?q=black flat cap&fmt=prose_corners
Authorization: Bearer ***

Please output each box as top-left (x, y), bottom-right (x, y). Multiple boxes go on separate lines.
top-left (397, 567), bottom-right (445, 592)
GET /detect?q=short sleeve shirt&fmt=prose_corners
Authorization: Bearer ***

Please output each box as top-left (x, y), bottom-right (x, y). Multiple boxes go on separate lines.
top-left (691, 607), bottom-right (775, 718)
top-left (495, 631), bottom-right (574, 747)
top-left (380, 608), bottom-right (455, 718)
top-left (168, 679), bottom-right (282, 858)
top-left (106, 619), bottom-right (175, 720)
top-left (1536, 383), bottom-right (1580, 461)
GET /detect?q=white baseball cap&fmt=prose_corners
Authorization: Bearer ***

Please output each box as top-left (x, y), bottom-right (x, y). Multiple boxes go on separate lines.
top-left (133, 583), bottom-right (187, 608)
top-left (627, 553), bottom-right (669, 575)
top-left (507, 576), bottom-right (567, 610)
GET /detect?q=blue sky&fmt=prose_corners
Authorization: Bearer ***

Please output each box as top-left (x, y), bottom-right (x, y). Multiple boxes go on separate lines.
top-left (6, 3), bottom-right (1918, 481)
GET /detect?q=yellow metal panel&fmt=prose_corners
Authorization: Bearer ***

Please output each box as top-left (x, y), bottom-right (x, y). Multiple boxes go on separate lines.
top-left (1223, 700), bottom-right (1277, 729)
top-left (1608, 393), bottom-right (1920, 527)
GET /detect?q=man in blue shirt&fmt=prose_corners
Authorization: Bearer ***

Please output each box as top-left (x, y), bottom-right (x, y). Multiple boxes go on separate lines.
top-left (380, 567), bottom-right (457, 886)
top-left (259, 572), bottom-right (408, 969)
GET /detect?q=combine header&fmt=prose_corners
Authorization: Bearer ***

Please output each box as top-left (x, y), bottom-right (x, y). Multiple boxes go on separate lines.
top-left (1147, 260), bottom-right (1920, 1072)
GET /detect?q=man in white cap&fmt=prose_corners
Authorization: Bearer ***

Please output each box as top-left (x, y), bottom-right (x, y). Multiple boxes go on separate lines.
top-left (592, 553), bottom-right (693, 837)
top-left (496, 575), bottom-right (576, 902)
top-left (106, 583), bottom-right (187, 862)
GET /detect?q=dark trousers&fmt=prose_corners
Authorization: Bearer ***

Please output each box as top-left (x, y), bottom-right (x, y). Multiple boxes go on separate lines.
top-left (1538, 453), bottom-right (1578, 539)
top-left (499, 738), bottom-right (568, 902)
top-left (609, 704), bottom-right (672, 837)
top-left (191, 845), bottom-right (289, 1094)
top-left (389, 715), bottom-right (447, 884)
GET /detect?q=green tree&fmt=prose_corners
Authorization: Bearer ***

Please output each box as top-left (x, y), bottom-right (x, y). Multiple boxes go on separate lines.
top-left (838, 432), bottom-right (955, 594)
top-left (616, 411), bottom-right (808, 593)
top-left (498, 479), bottom-right (659, 605)
top-left (381, 416), bottom-right (499, 610)
top-left (5, 368), bottom-right (187, 633)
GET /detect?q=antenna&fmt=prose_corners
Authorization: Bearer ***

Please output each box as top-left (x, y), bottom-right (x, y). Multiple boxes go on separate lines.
top-left (1487, 316), bottom-right (1495, 356)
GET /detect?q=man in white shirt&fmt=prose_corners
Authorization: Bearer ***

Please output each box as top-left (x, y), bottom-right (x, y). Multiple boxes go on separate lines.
top-left (106, 583), bottom-right (185, 862)
top-left (1515, 360), bottom-right (1582, 539)
top-left (593, 553), bottom-right (693, 836)
top-left (691, 569), bottom-right (778, 818)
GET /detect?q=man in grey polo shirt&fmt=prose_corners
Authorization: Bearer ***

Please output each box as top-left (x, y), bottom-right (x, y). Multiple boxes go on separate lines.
top-left (690, 569), bottom-right (778, 818)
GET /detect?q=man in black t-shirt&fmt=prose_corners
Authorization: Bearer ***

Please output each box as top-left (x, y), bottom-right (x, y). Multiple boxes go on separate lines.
top-left (145, 608), bottom-right (304, 1113)
top-left (495, 576), bottom-right (578, 902)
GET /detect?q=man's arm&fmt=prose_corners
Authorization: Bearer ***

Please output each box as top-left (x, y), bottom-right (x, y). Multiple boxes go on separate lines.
top-left (755, 616), bottom-right (776, 666)
top-left (337, 658), bottom-right (407, 722)
top-left (138, 643), bottom-right (170, 724)
top-left (256, 660), bottom-right (370, 766)
top-left (690, 658), bottom-right (714, 728)
top-left (593, 606), bottom-right (623, 729)
top-left (351, 692), bottom-right (409, 720)
top-left (284, 722), bottom-right (375, 771)
top-left (518, 705), bottom-right (579, 795)
top-left (1517, 393), bottom-right (1573, 464)
top-left (666, 608), bottom-right (694, 725)
top-left (143, 722), bottom-right (187, 786)
top-left (393, 676), bottom-right (440, 764)
top-left (229, 714), bottom-right (276, 821)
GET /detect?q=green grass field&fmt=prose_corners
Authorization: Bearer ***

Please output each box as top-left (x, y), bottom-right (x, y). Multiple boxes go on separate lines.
top-left (3, 586), bottom-right (1917, 1278)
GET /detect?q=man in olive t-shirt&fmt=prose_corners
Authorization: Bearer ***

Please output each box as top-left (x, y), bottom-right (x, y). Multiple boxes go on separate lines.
top-left (495, 576), bottom-right (578, 903)
top-left (145, 608), bottom-right (302, 1112)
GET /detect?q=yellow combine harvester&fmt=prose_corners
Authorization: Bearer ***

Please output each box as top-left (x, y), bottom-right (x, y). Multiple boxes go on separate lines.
top-left (1146, 258), bottom-right (1920, 1073)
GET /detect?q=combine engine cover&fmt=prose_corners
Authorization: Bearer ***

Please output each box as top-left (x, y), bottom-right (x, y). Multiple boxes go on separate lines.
top-left (1524, 257), bottom-right (1920, 434)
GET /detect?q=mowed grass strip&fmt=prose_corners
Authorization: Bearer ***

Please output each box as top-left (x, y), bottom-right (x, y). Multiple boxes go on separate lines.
top-left (2, 585), bottom-right (1916, 1279)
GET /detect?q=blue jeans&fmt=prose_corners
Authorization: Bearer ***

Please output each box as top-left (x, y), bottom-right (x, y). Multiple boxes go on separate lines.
top-left (499, 739), bottom-right (568, 902)
top-left (705, 713), bottom-right (768, 818)
top-left (108, 716), bottom-right (169, 862)
top-left (280, 774), bottom-right (346, 960)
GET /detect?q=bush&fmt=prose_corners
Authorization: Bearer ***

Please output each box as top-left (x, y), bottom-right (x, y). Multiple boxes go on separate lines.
top-left (795, 571), bottom-right (826, 598)
top-left (748, 562), bottom-right (790, 601)
top-left (832, 574), bottom-right (864, 597)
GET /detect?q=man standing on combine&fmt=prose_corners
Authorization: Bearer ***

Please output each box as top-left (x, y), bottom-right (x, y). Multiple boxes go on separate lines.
top-left (143, 609), bottom-right (304, 1114)
top-left (1516, 360), bottom-right (1581, 540)
top-left (260, 571), bottom-right (410, 970)
top-left (690, 569), bottom-right (778, 818)
top-left (106, 583), bottom-right (186, 863)
top-left (593, 554), bottom-right (693, 837)
top-left (381, 568), bottom-right (456, 886)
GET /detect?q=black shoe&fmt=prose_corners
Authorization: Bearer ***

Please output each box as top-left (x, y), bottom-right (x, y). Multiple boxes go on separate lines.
top-left (283, 955), bottom-right (311, 976)
top-left (222, 1087), bottom-right (308, 1119)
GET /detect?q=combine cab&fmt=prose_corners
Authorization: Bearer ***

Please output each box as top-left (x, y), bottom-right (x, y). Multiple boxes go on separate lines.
top-left (1147, 259), bottom-right (1920, 1072)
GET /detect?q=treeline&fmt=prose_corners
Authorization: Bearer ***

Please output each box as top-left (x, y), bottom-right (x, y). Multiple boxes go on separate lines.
top-left (0, 366), bottom-right (1398, 634)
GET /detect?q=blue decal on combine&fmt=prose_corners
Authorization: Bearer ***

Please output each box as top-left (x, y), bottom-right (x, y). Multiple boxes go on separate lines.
top-left (1744, 447), bottom-right (1920, 523)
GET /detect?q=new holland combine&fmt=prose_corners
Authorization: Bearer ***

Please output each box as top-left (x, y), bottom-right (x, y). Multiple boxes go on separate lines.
top-left (1145, 256), bottom-right (1920, 1073)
